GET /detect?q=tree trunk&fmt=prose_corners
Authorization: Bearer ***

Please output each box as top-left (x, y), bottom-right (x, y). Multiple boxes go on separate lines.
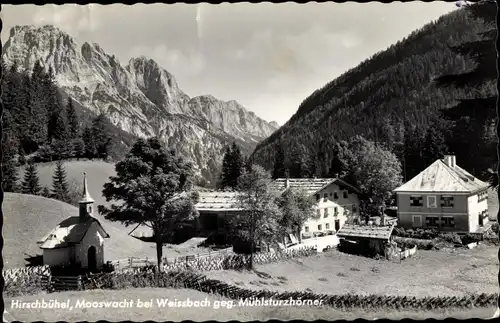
top-left (296, 225), bottom-right (302, 243)
top-left (249, 212), bottom-right (255, 270)
top-left (155, 235), bottom-right (163, 272)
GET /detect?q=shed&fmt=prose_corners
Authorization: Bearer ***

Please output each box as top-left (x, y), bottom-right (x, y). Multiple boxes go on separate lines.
top-left (337, 224), bottom-right (395, 257)
top-left (37, 173), bottom-right (110, 272)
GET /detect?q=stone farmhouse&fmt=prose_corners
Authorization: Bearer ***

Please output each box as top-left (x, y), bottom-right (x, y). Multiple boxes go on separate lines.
top-left (393, 155), bottom-right (490, 233)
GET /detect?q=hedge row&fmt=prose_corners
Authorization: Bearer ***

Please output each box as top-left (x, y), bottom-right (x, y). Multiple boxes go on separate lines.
top-left (86, 268), bottom-right (498, 311)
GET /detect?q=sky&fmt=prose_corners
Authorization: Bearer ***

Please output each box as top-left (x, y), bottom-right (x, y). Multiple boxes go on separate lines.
top-left (1, 3), bottom-right (457, 125)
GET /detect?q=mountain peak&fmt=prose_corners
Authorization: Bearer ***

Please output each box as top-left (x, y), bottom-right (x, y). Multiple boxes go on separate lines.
top-left (2, 24), bottom-right (278, 183)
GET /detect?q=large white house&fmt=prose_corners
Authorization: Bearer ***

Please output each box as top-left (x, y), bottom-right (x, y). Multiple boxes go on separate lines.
top-left (194, 178), bottom-right (361, 242)
top-left (393, 155), bottom-right (490, 233)
top-left (271, 178), bottom-right (361, 238)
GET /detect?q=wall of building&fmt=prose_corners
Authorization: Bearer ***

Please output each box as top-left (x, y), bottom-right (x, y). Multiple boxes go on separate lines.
top-left (43, 248), bottom-right (72, 266)
top-left (301, 183), bottom-right (359, 236)
top-left (467, 191), bottom-right (489, 233)
top-left (396, 193), bottom-right (470, 232)
top-left (74, 221), bottom-right (106, 270)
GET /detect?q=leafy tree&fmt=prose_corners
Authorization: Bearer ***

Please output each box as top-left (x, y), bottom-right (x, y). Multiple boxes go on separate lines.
top-left (236, 164), bottom-right (282, 269)
top-left (272, 142), bottom-right (286, 179)
top-left (99, 137), bottom-right (199, 272)
top-left (343, 136), bottom-right (403, 212)
top-left (51, 160), bottom-right (70, 203)
top-left (277, 188), bottom-right (316, 243)
top-left (21, 162), bottom-right (42, 195)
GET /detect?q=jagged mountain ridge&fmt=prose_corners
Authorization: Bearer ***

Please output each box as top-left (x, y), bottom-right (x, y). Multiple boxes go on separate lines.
top-left (2, 25), bottom-right (278, 183)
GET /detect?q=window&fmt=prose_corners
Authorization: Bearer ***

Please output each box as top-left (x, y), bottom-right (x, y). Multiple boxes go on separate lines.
top-left (305, 226), bottom-right (309, 233)
top-left (317, 224), bottom-right (322, 231)
top-left (334, 207), bottom-right (338, 215)
top-left (324, 208), bottom-right (329, 218)
top-left (88, 206), bottom-right (92, 214)
top-left (478, 191), bottom-right (488, 202)
top-left (425, 216), bottom-right (439, 227)
top-left (316, 194), bottom-right (320, 201)
top-left (325, 223), bottom-right (330, 230)
top-left (329, 192), bottom-right (333, 197)
top-left (333, 192), bottom-right (339, 199)
top-left (324, 193), bottom-right (328, 199)
top-left (343, 191), bottom-right (348, 199)
top-left (352, 205), bottom-right (357, 213)
top-left (427, 196), bottom-right (437, 208)
top-left (412, 215), bottom-right (422, 227)
top-left (410, 196), bottom-right (423, 207)
top-left (479, 210), bottom-right (488, 226)
top-left (441, 196), bottom-right (454, 208)
top-left (441, 217), bottom-right (455, 228)
top-left (317, 209), bottom-right (321, 217)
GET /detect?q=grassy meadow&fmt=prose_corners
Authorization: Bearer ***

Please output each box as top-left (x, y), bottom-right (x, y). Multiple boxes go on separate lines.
top-left (205, 244), bottom-right (499, 298)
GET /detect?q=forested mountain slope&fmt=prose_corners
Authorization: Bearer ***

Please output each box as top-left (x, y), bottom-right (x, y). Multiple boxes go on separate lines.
top-left (252, 4), bottom-right (497, 182)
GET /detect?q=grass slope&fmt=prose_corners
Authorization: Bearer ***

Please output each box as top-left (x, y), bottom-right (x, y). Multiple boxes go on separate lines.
top-left (17, 159), bottom-right (152, 236)
top-left (205, 245), bottom-right (499, 298)
top-left (2, 193), bottom-right (157, 269)
top-left (4, 288), bottom-right (497, 321)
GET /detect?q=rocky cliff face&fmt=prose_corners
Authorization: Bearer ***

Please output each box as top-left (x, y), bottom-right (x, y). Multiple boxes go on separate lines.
top-left (2, 25), bottom-right (278, 184)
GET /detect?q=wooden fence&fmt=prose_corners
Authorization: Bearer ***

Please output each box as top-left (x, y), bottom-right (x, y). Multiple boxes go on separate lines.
top-left (110, 247), bottom-right (233, 270)
top-left (50, 275), bottom-right (83, 291)
top-left (2, 265), bottom-right (51, 283)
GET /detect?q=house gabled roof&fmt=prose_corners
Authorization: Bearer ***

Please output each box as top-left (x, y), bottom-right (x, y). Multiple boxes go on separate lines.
top-left (393, 159), bottom-right (490, 194)
top-left (271, 178), bottom-right (361, 196)
top-left (37, 216), bottom-right (110, 249)
top-left (337, 224), bottom-right (395, 240)
top-left (195, 191), bottom-right (244, 212)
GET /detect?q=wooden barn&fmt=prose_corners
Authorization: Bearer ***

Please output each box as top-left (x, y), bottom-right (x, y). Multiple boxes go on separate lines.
top-left (336, 224), bottom-right (395, 258)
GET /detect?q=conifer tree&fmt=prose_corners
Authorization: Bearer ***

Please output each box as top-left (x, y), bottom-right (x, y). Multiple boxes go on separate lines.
top-left (219, 142), bottom-right (244, 189)
top-left (91, 113), bottom-right (113, 160)
top-left (51, 160), bottom-right (70, 203)
top-left (66, 97), bottom-right (80, 139)
top-left (82, 126), bottom-right (97, 159)
top-left (21, 162), bottom-right (42, 195)
top-left (2, 133), bottom-right (20, 193)
top-left (41, 187), bottom-right (51, 198)
top-left (272, 142), bottom-right (286, 179)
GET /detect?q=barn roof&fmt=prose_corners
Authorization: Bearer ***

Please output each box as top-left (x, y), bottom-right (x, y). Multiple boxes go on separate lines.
top-left (195, 191), bottom-right (244, 212)
top-left (37, 216), bottom-right (110, 249)
top-left (271, 178), bottom-right (360, 196)
top-left (337, 224), bottom-right (395, 240)
top-left (394, 158), bottom-right (490, 194)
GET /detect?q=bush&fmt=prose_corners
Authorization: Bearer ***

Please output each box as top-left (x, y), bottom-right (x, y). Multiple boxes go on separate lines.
top-left (438, 232), bottom-right (462, 244)
top-left (393, 227), bottom-right (440, 240)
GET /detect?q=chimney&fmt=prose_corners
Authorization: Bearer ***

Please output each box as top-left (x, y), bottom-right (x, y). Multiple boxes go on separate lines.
top-left (79, 172), bottom-right (95, 222)
top-left (444, 155), bottom-right (456, 168)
